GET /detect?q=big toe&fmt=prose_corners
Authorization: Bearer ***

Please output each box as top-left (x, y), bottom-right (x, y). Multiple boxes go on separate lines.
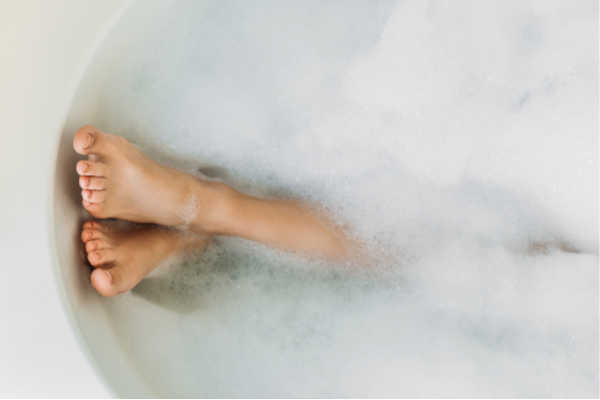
top-left (90, 269), bottom-right (118, 297)
top-left (90, 264), bottom-right (143, 297)
top-left (73, 125), bottom-right (108, 155)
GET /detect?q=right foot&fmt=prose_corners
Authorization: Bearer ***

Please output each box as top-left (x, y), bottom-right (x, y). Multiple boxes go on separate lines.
top-left (81, 220), bottom-right (209, 297)
top-left (73, 125), bottom-right (231, 230)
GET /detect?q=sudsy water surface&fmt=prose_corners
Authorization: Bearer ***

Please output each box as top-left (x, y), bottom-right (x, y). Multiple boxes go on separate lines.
top-left (70, 0), bottom-right (597, 396)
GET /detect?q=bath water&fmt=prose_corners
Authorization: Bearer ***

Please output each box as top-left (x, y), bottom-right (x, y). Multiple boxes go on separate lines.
top-left (70, 0), bottom-right (597, 396)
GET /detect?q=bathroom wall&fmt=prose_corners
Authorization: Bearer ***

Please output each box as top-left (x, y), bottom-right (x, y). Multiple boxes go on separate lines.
top-left (0, 0), bottom-right (125, 395)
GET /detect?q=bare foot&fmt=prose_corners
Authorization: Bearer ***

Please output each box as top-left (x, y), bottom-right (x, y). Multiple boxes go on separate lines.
top-left (81, 220), bottom-right (210, 297)
top-left (73, 125), bottom-right (361, 262)
top-left (73, 125), bottom-right (230, 230)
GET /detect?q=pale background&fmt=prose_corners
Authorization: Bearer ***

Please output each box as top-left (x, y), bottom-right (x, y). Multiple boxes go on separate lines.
top-left (0, 0), bottom-right (597, 397)
top-left (0, 0), bottom-right (126, 396)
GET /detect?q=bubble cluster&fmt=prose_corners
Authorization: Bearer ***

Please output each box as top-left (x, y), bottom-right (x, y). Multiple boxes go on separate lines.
top-left (71, 0), bottom-right (597, 396)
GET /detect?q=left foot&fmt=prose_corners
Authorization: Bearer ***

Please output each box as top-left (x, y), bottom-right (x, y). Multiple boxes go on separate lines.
top-left (73, 125), bottom-right (233, 231)
top-left (80, 220), bottom-right (210, 297)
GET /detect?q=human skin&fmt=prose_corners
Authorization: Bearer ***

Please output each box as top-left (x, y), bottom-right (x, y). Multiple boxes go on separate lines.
top-left (81, 220), bottom-right (209, 296)
top-left (73, 125), bottom-right (357, 295)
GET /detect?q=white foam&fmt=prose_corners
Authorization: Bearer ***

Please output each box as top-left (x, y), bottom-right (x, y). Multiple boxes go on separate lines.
top-left (174, 191), bottom-right (197, 229)
top-left (74, 0), bottom-right (597, 396)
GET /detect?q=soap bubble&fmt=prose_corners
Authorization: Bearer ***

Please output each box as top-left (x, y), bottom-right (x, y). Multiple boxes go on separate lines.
top-left (69, 0), bottom-right (597, 396)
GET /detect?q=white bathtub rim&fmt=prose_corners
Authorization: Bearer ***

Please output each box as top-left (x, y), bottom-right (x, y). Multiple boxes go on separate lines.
top-left (45, 0), bottom-right (135, 396)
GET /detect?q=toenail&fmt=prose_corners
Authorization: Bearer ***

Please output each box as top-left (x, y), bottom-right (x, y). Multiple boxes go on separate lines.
top-left (103, 270), bottom-right (112, 284)
top-left (83, 132), bottom-right (94, 148)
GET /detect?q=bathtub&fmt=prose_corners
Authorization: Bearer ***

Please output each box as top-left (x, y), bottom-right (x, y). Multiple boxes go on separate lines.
top-left (0, 0), bottom-right (127, 396)
top-left (36, 0), bottom-right (600, 396)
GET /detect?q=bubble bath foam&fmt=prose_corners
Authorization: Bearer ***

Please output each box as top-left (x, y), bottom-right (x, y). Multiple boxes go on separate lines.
top-left (61, 0), bottom-right (598, 396)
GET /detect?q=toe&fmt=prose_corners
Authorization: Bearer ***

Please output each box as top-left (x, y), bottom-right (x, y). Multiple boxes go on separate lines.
top-left (82, 220), bottom-right (104, 231)
top-left (82, 189), bottom-right (106, 203)
top-left (79, 176), bottom-right (107, 190)
top-left (82, 201), bottom-right (108, 219)
top-left (73, 125), bottom-right (108, 155)
top-left (91, 269), bottom-right (119, 297)
top-left (87, 249), bottom-right (116, 266)
top-left (85, 239), bottom-right (109, 252)
top-left (90, 263), bottom-right (142, 297)
top-left (76, 160), bottom-right (107, 177)
top-left (81, 228), bottom-right (107, 242)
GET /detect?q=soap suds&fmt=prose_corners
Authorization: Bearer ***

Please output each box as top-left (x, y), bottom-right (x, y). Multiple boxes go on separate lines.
top-left (69, 0), bottom-right (597, 396)
top-left (174, 191), bottom-right (197, 229)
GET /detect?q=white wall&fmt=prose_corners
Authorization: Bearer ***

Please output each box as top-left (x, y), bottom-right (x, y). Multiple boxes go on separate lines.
top-left (0, 0), bottom-right (125, 395)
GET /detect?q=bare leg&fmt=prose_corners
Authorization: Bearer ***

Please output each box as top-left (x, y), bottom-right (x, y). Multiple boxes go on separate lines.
top-left (217, 195), bottom-right (356, 261)
top-left (73, 125), bottom-right (358, 261)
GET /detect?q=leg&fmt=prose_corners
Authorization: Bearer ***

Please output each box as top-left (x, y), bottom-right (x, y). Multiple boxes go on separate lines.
top-left (73, 125), bottom-right (359, 261)
top-left (216, 195), bottom-right (357, 261)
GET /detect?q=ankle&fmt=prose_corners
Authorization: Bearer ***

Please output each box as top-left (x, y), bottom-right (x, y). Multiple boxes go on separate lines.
top-left (187, 179), bottom-right (239, 235)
